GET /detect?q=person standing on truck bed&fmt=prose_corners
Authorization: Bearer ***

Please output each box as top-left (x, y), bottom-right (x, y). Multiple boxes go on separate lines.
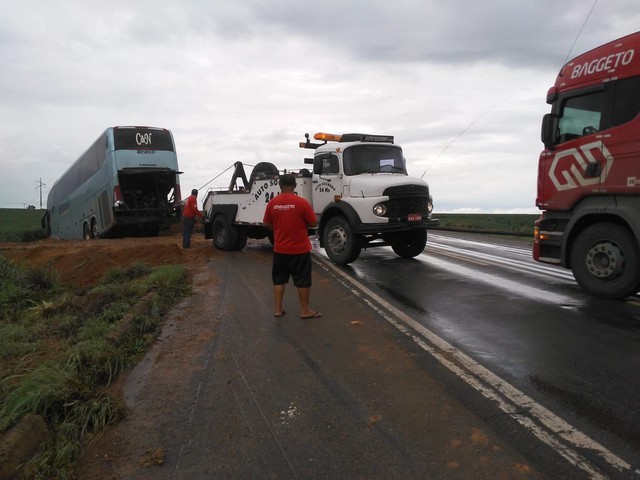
top-left (263, 174), bottom-right (322, 319)
top-left (182, 189), bottom-right (203, 249)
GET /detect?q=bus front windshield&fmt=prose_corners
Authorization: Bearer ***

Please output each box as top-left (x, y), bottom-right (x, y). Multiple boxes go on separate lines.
top-left (343, 145), bottom-right (406, 176)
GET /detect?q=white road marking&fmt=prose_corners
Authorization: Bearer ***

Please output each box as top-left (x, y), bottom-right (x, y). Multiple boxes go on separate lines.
top-left (314, 255), bottom-right (635, 479)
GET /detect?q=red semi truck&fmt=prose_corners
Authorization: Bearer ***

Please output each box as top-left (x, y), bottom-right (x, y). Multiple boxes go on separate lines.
top-left (534, 31), bottom-right (640, 299)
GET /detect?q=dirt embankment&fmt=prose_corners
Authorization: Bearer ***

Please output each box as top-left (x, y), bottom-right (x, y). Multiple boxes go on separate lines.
top-left (0, 230), bottom-right (212, 289)
top-left (1, 229), bottom-right (219, 479)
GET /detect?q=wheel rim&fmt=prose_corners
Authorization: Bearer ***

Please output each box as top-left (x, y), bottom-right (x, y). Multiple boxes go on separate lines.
top-left (327, 226), bottom-right (348, 254)
top-left (214, 228), bottom-right (227, 246)
top-left (585, 241), bottom-right (624, 279)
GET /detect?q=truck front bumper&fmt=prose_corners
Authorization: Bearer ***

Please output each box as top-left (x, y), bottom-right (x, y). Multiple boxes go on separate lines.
top-left (355, 218), bottom-right (439, 234)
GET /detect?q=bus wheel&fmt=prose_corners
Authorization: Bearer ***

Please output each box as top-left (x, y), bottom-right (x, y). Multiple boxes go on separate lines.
top-left (212, 215), bottom-right (238, 251)
top-left (571, 223), bottom-right (640, 299)
top-left (391, 229), bottom-right (427, 258)
top-left (83, 222), bottom-right (91, 240)
top-left (323, 216), bottom-right (361, 265)
top-left (91, 218), bottom-right (99, 239)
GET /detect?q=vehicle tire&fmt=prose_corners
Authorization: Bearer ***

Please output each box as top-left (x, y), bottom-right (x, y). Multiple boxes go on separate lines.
top-left (250, 162), bottom-right (279, 183)
top-left (570, 223), bottom-right (640, 299)
top-left (90, 218), bottom-right (99, 239)
top-left (234, 228), bottom-right (248, 250)
top-left (323, 216), bottom-right (361, 265)
top-left (212, 215), bottom-right (238, 251)
top-left (391, 229), bottom-right (427, 258)
top-left (83, 222), bottom-right (91, 240)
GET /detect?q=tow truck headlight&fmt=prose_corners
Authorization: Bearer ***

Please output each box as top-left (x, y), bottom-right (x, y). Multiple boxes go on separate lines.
top-left (373, 203), bottom-right (387, 216)
top-left (114, 200), bottom-right (127, 209)
top-left (427, 201), bottom-right (433, 214)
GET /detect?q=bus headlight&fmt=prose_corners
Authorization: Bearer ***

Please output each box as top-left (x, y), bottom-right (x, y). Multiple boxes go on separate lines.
top-left (373, 203), bottom-right (387, 216)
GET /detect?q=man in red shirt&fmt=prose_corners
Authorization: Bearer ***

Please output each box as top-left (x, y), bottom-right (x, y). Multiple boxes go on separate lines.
top-left (182, 189), bottom-right (203, 249)
top-left (263, 174), bottom-right (321, 319)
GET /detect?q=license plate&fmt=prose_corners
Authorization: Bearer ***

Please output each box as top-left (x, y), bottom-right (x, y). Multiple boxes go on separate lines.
top-left (408, 213), bottom-right (422, 221)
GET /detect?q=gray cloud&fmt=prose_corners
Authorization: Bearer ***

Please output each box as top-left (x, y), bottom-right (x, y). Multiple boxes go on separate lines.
top-left (0, 0), bottom-right (637, 211)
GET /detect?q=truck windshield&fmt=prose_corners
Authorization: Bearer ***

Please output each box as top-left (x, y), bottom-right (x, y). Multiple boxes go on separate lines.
top-left (343, 145), bottom-right (406, 176)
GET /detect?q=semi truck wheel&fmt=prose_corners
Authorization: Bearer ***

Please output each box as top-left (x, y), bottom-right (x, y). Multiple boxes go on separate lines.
top-left (212, 215), bottom-right (238, 251)
top-left (323, 216), bottom-right (361, 265)
top-left (570, 223), bottom-right (640, 299)
top-left (391, 229), bottom-right (427, 258)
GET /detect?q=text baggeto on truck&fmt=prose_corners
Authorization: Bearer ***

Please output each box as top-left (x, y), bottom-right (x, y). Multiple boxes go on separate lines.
top-left (534, 31), bottom-right (640, 299)
top-left (202, 132), bottom-right (438, 265)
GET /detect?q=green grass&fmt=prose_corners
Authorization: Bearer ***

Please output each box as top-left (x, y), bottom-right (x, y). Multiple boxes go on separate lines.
top-left (433, 213), bottom-right (538, 236)
top-left (0, 257), bottom-right (190, 479)
top-left (0, 208), bottom-right (48, 242)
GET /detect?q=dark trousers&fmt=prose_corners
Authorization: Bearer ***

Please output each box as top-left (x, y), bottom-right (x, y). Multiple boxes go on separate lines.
top-left (183, 217), bottom-right (195, 248)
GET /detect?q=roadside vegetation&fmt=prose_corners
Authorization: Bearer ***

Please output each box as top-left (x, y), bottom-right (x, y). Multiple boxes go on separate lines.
top-left (434, 213), bottom-right (537, 237)
top-left (0, 208), bottom-right (48, 242)
top-left (0, 255), bottom-right (189, 479)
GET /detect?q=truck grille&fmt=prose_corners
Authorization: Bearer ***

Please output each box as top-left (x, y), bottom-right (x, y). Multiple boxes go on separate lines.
top-left (383, 185), bottom-right (430, 221)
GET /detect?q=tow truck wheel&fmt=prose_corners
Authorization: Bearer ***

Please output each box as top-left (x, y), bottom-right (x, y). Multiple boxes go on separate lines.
top-left (212, 215), bottom-right (238, 251)
top-left (234, 228), bottom-right (248, 251)
top-left (323, 216), bottom-right (361, 265)
top-left (571, 223), bottom-right (640, 299)
top-left (391, 229), bottom-right (427, 258)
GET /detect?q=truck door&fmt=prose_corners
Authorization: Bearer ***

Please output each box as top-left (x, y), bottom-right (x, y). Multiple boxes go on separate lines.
top-left (546, 88), bottom-right (610, 209)
top-left (596, 76), bottom-right (640, 194)
top-left (311, 153), bottom-right (342, 218)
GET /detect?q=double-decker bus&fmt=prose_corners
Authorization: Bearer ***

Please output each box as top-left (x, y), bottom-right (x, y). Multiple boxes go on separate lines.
top-left (42, 126), bottom-right (182, 239)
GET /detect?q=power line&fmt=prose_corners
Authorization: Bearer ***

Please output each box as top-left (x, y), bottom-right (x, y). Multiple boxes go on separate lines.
top-left (420, 106), bottom-right (493, 179)
top-left (564, 0), bottom-right (598, 64)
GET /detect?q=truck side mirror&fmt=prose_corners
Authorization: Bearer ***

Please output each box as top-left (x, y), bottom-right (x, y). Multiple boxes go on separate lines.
top-left (541, 113), bottom-right (558, 150)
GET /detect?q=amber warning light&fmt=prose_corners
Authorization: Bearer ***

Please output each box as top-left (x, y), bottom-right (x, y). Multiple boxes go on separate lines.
top-left (314, 132), bottom-right (343, 142)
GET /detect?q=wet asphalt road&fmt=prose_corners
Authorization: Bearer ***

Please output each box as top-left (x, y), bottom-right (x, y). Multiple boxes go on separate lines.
top-left (79, 231), bottom-right (640, 479)
top-left (336, 230), bottom-right (640, 478)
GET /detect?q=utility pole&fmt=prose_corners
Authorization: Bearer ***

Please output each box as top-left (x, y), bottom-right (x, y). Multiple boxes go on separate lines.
top-left (35, 178), bottom-right (46, 209)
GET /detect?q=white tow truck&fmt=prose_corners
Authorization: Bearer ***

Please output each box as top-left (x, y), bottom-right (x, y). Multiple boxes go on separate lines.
top-left (202, 132), bottom-right (438, 265)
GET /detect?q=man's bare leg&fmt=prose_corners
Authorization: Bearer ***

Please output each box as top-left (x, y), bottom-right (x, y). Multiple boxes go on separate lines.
top-left (274, 284), bottom-right (286, 316)
top-left (297, 287), bottom-right (321, 318)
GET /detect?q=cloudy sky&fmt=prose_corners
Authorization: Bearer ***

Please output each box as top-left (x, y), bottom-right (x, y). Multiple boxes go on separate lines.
top-left (1, 0), bottom-right (638, 212)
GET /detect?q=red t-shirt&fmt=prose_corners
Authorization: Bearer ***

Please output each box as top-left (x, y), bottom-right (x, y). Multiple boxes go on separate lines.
top-left (183, 194), bottom-right (202, 219)
top-left (263, 193), bottom-right (317, 254)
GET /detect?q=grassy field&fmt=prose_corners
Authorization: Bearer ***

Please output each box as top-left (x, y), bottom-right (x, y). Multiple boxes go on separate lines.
top-left (0, 208), bottom-right (47, 241)
top-left (433, 213), bottom-right (538, 237)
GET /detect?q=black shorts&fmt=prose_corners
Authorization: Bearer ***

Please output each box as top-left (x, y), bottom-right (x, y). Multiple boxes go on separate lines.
top-left (272, 252), bottom-right (312, 288)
